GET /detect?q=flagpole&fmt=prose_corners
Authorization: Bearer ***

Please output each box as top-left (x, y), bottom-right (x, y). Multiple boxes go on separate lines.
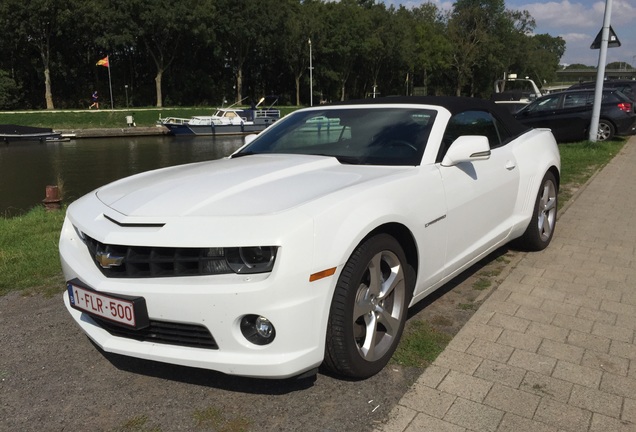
top-left (107, 56), bottom-right (114, 110)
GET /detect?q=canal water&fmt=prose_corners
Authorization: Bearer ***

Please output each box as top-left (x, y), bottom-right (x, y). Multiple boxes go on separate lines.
top-left (0, 135), bottom-right (246, 217)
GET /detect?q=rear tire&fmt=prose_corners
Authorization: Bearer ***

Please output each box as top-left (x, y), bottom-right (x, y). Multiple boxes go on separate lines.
top-left (324, 234), bottom-right (413, 379)
top-left (515, 171), bottom-right (558, 251)
top-left (597, 120), bottom-right (615, 141)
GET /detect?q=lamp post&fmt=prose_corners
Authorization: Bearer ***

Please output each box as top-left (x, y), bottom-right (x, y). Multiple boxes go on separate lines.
top-left (308, 38), bottom-right (313, 107)
top-left (124, 84), bottom-right (129, 108)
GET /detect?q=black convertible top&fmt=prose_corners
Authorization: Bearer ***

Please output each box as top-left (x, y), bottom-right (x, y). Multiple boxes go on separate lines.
top-left (328, 96), bottom-right (530, 137)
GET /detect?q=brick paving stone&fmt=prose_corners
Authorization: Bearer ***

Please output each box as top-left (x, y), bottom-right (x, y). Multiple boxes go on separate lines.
top-left (520, 371), bottom-right (573, 403)
top-left (458, 323), bottom-right (504, 343)
top-left (617, 314), bottom-right (636, 331)
top-left (399, 384), bottom-right (456, 419)
top-left (530, 286), bottom-right (565, 302)
top-left (568, 384), bottom-right (623, 418)
top-left (416, 365), bottom-right (450, 389)
top-left (623, 398), bottom-right (636, 423)
top-left (610, 340), bottom-right (636, 361)
top-left (525, 321), bottom-right (570, 343)
top-left (533, 397), bottom-right (592, 432)
top-left (586, 286), bottom-right (623, 302)
top-left (592, 322), bottom-right (634, 343)
top-left (508, 292), bottom-right (545, 308)
top-left (576, 306), bottom-right (617, 325)
top-left (496, 413), bottom-right (559, 432)
top-left (498, 279), bottom-right (533, 295)
top-left (508, 349), bottom-right (557, 376)
top-left (404, 413), bottom-right (466, 432)
top-left (474, 359), bottom-right (526, 389)
top-left (438, 370), bottom-right (493, 403)
top-left (488, 313), bottom-right (531, 333)
top-left (567, 330), bottom-right (611, 354)
top-left (581, 350), bottom-right (629, 376)
top-left (435, 349), bottom-right (484, 375)
top-left (480, 300), bottom-right (520, 316)
top-left (443, 397), bottom-right (504, 432)
top-left (589, 413), bottom-right (636, 432)
top-left (563, 293), bottom-right (603, 310)
top-left (601, 300), bottom-right (636, 318)
top-left (552, 313), bottom-right (594, 333)
top-left (541, 299), bottom-right (579, 317)
top-left (552, 361), bottom-right (603, 389)
top-left (600, 373), bottom-right (636, 399)
top-left (542, 269), bottom-right (577, 284)
top-left (497, 329), bottom-right (542, 352)
top-left (483, 383), bottom-right (541, 419)
top-left (538, 338), bottom-right (585, 364)
top-left (446, 333), bottom-right (475, 353)
top-left (466, 339), bottom-right (514, 364)
top-left (516, 305), bottom-right (555, 324)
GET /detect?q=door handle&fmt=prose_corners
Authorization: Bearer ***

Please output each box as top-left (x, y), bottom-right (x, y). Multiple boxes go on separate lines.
top-left (505, 160), bottom-right (516, 170)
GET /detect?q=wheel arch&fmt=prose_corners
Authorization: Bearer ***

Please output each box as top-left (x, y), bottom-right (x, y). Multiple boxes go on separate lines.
top-left (363, 222), bottom-right (419, 283)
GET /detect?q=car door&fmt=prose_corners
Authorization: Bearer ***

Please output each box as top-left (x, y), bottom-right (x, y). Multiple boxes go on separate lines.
top-left (437, 110), bottom-right (520, 279)
top-left (555, 92), bottom-right (591, 141)
top-left (516, 94), bottom-right (561, 135)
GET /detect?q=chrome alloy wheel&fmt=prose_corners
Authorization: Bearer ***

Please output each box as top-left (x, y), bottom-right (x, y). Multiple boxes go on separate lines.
top-left (352, 250), bottom-right (406, 362)
top-left (538, 178), bottom-right (557, 242)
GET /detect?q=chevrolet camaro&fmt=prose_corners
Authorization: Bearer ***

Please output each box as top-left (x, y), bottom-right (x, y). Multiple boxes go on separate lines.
top-left (60, 96), bottom-right (560, 379)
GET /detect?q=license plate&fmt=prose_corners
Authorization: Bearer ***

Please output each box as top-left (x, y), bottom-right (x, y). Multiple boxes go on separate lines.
top-left (67, 280), bottom-right (149, 329)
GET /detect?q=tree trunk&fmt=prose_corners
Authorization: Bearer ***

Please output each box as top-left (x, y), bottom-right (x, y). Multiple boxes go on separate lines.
top-left (155, 70), bottom-right (163, 107)
top-left (44, 67), bottom-right (54, 109)
top-left (295, 74), bottom-right (300, 106)
top-left (340, 81), bottom-right (346, 101)
top-left (236, 68), bottom-right (243, 103)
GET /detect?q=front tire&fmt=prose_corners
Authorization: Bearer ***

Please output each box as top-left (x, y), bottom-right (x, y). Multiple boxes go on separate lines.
top-left (324, 234), bottom-right (413, 379)
top-left (515, 171), bottom-right (558, 251)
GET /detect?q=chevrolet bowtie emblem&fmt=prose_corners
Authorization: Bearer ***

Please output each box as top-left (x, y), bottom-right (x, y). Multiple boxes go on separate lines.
top-left (95, 251), bottom-right (125, 268)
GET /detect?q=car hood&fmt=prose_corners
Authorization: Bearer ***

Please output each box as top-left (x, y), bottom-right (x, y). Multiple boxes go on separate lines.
top-left (96, 154), bottom-right (409, 217)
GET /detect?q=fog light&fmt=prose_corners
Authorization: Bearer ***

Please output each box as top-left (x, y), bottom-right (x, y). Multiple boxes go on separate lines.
top-left (240, 314), bottom-right (276, 345)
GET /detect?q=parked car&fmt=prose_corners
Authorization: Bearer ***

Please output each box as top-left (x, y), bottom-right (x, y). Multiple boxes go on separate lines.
top-left (568, 79), bottom-right (636, 102)
top-left (515, 89), bottom-right (636, 142)
top-left (61, 97), bottom-right (560, 379)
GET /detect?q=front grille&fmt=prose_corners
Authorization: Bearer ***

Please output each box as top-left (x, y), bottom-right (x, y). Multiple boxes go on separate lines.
top-left (84, 235), bottom-right (233, 278)
top-left (93, 317), bottom-right (219, 349)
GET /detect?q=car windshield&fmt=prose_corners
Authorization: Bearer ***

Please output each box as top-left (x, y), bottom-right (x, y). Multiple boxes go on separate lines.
top-left (233, 107), bottom-right (436, 166)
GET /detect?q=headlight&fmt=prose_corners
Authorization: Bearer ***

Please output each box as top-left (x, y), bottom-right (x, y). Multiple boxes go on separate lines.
top-left (226, 246), bottom-right (277, 274)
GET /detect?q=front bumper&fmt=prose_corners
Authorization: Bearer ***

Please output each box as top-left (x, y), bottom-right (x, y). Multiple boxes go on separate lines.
top-left (59, 210), bottom-right (338, 379)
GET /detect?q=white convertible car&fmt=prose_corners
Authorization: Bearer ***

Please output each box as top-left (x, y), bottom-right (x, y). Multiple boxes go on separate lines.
top-left (60, 97), bottom-right (560, 379)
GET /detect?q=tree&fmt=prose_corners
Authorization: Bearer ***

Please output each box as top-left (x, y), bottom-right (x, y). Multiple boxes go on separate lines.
top-left (109, 0), bottom-right (214, 107)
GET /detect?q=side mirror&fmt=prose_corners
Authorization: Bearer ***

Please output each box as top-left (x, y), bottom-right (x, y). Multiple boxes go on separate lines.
top-left (441, 135), bottom-right (491, 167)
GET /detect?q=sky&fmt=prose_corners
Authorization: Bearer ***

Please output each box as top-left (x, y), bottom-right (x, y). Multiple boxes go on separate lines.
top-left (382, 0), bottom-right (636, 67)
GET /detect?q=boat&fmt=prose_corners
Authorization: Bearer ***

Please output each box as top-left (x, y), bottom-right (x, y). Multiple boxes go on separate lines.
top-left (160, 97), bottom-right (281, 136)
top-left (1, 124), bottom-right (63, 143)
top-left (492, 73), bottom-right (543, 103)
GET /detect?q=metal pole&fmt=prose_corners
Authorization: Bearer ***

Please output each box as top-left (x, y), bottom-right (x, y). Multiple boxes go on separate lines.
top-left (107, 56), bottom-right (114, 110)
top-left (125, 85), bottom-right (129, 108)
top-left (589, 0), bottom-right (613, 142)
top-left (309, 38), bottom-right (313, 107)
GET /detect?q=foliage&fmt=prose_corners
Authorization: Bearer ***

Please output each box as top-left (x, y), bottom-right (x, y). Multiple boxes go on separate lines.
top-left (0, 0), bottom-right (566, 109)
top-left (0, 70), bottom-right (20, 109)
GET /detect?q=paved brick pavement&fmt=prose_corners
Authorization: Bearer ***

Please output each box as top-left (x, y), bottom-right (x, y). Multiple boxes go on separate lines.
top-left (378, 137), bottom-right (636, 432)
